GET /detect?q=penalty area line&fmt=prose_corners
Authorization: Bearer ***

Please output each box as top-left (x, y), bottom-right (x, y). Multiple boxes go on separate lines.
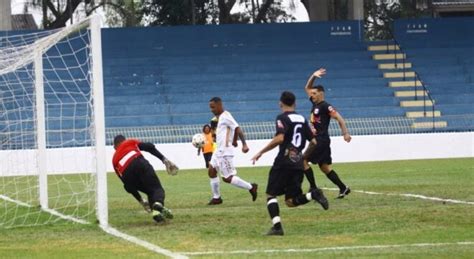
top-left (179, 241), bottom-right (474, 256)
top-left (322, 187), bottom-right (474, 205)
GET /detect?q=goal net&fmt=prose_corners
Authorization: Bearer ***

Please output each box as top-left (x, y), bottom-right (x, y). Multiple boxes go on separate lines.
top-left (0, 16), bottom-right (107, 228)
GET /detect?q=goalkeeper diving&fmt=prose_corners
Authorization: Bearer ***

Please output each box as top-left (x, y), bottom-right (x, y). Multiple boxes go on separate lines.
top-left (112, 135), bottom-right (179, 223)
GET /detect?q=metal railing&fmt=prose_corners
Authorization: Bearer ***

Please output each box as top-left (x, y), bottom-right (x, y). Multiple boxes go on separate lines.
top-left (386, 27), bottom-right (436, 130)
top-left (386, 29), bottom-right (408, 81)
top-left (414, 72), bottom-right (436, 130)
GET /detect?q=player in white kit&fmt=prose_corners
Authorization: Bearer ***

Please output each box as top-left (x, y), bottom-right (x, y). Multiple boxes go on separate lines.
top-left (207, 97), bottom-right (258, 205)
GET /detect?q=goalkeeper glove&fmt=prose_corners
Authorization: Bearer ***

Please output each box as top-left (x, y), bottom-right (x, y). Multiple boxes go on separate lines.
top-left (163, 158), bottom-right (179, 176)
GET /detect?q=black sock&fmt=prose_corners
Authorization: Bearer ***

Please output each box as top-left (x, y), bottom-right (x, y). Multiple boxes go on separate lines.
top-left (304, 167), bottom-right (317, 189)
top-left (267, 197), bottom-right (281, 229)
top-left (326, 170), bottom-right (346, 192)
top-left (292, 193), bottom-right (310, 206)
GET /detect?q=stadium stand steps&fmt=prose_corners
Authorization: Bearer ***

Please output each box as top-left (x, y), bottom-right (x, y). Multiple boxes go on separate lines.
top-left (368, 43), bottom-right (448, 129)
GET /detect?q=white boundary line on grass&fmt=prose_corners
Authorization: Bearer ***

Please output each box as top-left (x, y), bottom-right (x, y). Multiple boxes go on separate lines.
top-left (0, 194), bottom-right (89, 224)
top-left (100, 224), bottom-right (188, 259)
top-left (179, 241), bottom-right (474, 256)
top-left (0, 194), bottom-right (187, 258)
top-left (322, 188), bottom-right (474, 205)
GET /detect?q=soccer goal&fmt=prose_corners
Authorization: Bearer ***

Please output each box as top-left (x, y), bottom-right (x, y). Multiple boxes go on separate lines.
top-left (0, 16), bottom-right (107, 228)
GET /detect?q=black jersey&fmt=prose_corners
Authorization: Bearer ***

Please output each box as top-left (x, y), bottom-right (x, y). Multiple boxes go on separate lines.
top-left (274, 111), bottom-right (314, 170)
top-left (309, 99), bottom-right (337, 140)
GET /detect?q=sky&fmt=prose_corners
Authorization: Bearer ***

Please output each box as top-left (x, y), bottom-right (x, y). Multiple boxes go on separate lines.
top-left (11, 0), bottom-right (309, 28)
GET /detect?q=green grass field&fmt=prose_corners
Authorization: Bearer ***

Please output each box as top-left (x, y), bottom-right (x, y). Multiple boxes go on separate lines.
top-left (1, 158), bottom-right (473, 258)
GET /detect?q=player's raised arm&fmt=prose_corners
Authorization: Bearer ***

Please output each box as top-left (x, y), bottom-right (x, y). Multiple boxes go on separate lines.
top-left (305, 68), bottom-right (326, 97)
top-left (330, 112), bottom-right (352, 143)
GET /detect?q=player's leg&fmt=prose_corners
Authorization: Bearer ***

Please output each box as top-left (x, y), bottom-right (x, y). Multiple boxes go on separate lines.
top-left (220, 156), bottom-right (258, 201)
top-left (319, 163), bottom-right (351, 199)
top-left (137, 158), bottom-right (173, 222)
top-left (265, 167), bottom-right (284, 236)
top-left (208, 156), bottom-right (222, 205)
top-left (285, 170), bottom-right (328, 210)
top-left (204, 152), bottom-right (212, 168)
top-left (303, 158), bottom-right (318, 191)
top-left (304, 140), bottom-right (327, 191)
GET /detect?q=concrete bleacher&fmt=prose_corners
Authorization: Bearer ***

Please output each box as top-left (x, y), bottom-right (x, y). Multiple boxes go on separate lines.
top-left (388, 17), bottom-right (474, 131)
top-left (2, 19), bottom-right (473, 148)
top-left (102, 21), bottom-right (407, 131)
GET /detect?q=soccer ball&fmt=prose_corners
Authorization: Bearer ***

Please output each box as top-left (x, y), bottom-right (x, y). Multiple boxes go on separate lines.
top-left (192, 133), bottom-right (206, 148)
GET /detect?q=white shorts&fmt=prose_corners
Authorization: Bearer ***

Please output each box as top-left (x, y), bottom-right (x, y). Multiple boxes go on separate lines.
top-left (209, 155), bottom-right (237, 178)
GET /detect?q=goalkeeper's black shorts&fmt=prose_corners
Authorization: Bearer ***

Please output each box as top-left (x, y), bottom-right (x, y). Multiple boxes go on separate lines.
top-left (121, 156), bottom-right (163, 195)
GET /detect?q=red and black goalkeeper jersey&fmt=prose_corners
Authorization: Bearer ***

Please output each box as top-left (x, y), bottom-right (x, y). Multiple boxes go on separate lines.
top-left (112, 139), bottom-right (142, 177)
top-left (309, 99), bottom-right (337, 140)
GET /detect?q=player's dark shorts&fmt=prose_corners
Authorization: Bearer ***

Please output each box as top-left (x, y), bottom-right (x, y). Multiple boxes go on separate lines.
top-left (203, 152), bottom-right (212, 168)
top-left (121, 156), bottom-right (164, 196)
top-left (266, 166), bottom-right (304, 200)
top-left (306, 138), bottom-right (332, 166)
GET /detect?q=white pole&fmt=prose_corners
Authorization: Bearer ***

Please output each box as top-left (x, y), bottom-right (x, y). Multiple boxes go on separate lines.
top-left (35, 52), bottom-right (48, 209)
top-left (90, 15), bottom-right (108, 227)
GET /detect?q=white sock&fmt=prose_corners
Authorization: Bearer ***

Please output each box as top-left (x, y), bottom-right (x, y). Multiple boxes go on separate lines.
top-left (230, 176), bottom-right (252, 190)
top-left (210, 177), bottom-right (221, 199)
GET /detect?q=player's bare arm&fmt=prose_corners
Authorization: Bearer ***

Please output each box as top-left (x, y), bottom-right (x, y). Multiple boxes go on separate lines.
top-left (303, 138), bottom-right (318, 159)
top-left (305, 68), bottom-right (326, 96)
top-left (233, 127), bottom-right (249, 153)
top-left (251, 134), bottom-right (284, 164)
top-left (331, 112), bottom-right (352, 143)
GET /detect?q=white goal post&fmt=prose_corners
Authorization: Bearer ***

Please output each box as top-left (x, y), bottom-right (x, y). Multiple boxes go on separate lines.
top-left (0, 15), bottom-right (107, 227)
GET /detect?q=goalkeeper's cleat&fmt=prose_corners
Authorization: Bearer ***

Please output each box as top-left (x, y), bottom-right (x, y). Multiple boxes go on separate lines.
top-left (337, 187), bottom-right (351, 199)
top-left (249, 183), bottom-right (258, 202)
top-left (266, 226), bottom-right (284, 236)
top-left (152, 210), bottom-right (164, 223)
top-left (152, 202), bottom-right (174, 219)
top-left (207, 197), bottom-right (223, 205)
top-left (311, 188), bottom-right (329, 210)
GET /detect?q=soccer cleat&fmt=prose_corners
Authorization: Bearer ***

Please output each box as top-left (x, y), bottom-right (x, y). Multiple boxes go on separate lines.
top-left (249, 183), bottom-right (258, 201)
top-left (337, 187), bottom-right (351, 199)
top-left (153, 202), bottom-right (174, 219)
top-left (152, 210), bottom-right (164, 223)
top-left (311, 188), bottom-right (329, 210)
top-left (208, 197), bottom-right (223, 205)
top-left (266, 226), bottom-right (284, 236)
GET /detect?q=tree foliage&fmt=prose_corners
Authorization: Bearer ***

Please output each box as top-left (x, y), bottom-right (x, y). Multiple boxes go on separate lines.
top-left (364, 0), bottom-right (432, 40)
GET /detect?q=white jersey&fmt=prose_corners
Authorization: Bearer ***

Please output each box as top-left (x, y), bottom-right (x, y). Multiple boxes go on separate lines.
top-left (215, 110), bottom-right (239, 157)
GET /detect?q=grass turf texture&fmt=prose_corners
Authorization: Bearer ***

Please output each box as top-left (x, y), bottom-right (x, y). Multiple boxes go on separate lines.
top-left (0, 158), bottom-right (473, 258)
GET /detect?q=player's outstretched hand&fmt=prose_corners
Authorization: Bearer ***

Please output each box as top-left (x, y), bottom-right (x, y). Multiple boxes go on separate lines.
top-left (313, 68), bottom-right (326, 78)
top-left (164, 158), bottom-right (179, 176)
top-left (140, 200), bottom-right (151, 213)
top-left (242, 144), bottom-right (249, 153)
top-left (251, 152), bottom-right (262, 165)
top-left (343, 133), bottom-right (352, 143)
